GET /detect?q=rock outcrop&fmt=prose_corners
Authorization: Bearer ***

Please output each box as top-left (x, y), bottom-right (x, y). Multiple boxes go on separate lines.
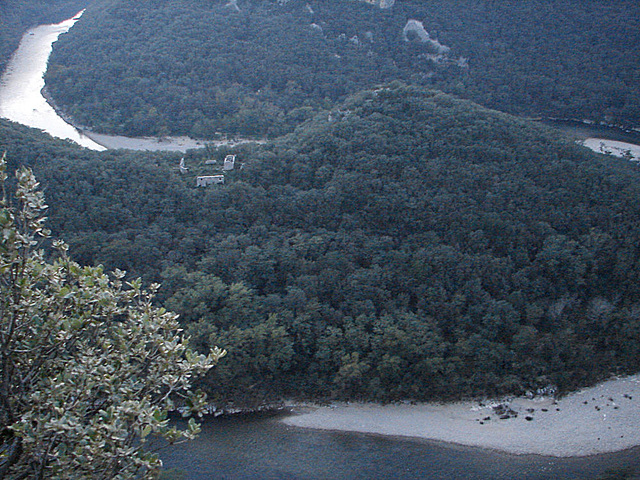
top-left (402, 19), bottom-right (450, 54)
top-left (361, 0), bottom-right (395, 9)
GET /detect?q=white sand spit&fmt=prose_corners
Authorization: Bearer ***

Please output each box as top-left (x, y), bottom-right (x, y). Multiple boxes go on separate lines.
top-left (281, 375), bottom-right (640, 457)
top-left (83, 131), bottom-right (266, 152)
top-left (583, 138), bottom-right (640, 161)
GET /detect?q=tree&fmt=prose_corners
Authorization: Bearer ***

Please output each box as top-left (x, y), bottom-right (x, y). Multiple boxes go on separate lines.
top-left (0, 154), bottom-right (226, 479)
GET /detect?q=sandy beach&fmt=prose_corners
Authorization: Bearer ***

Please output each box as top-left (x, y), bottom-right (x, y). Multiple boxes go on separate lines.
top-left (583, 137), bottom-right (640, 161)
top-left (281, 375), bottom-right (640, 457)
top-left (82, 131), bottom-right (268, 152)
top-left (82, 132), bottom-right (206, 152)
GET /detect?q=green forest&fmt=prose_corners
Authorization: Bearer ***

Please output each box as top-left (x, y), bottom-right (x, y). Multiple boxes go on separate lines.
top-left (2, 83), bottom-right (640, 406)
top-left (43, 0), bottom-right (640, 138)
top-left (4, 1), bottom-right (640, 476)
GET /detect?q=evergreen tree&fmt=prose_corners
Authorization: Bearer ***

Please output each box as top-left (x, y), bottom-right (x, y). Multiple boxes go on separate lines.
top-left (0, 154), bottom-right (226, 479)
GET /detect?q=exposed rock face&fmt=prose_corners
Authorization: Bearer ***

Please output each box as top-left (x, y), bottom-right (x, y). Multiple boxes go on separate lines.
top-left (402, 19), bottom-right (450, 54)
top-left (361, 0), bottom-right (395, 9)
top-left (403, 19), bottom-right (430, 42)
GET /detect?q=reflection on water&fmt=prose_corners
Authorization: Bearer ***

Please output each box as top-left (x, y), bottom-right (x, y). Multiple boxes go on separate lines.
top-left (0, 11), bottom-right (106, 150)
top-left (159, 413), bottom-right (640, 480)
top-left (0, 15), bottom-right (239, 152)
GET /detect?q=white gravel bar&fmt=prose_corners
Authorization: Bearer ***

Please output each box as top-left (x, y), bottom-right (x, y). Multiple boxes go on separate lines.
top-left (282, 375), bottom-right (640, 457)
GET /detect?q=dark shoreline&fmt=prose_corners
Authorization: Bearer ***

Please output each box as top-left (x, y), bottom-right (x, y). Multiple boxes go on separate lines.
top-left (541, 117), bottom-right (640, 144)
top-left (160, 408), bottom-right (640, 480)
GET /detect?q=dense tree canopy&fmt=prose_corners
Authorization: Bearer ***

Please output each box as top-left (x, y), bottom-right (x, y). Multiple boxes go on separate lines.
top-left (0, 155), bottom-right (225, 479)
top-left (2, 83), bottom-right (640, 406)
top-left (44, 0), bottom-right (640, 138)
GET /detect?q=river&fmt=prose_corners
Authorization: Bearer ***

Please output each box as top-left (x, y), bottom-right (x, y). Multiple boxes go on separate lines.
top-left (2, 12), bottom-right (640, 158)
top-left (3, 11), bottom-right (640, 479)
top-left (544, 118), bottom-right (640, 162)
top-left (0, 11), bottom-right (213, 152)
top-left (158, 412), bottom-right (640, 480)
top-left (0, 11), bottom-right (106, 150)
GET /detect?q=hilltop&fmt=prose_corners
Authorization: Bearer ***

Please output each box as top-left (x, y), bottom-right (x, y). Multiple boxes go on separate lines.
top-left (3, 84), bottom-right (640, 406)
top-left (43, 0), bottom-right (640, 139)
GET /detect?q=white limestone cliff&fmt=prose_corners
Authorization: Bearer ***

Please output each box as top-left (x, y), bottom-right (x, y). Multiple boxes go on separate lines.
top-left (402, 19), bottom-right (450, 54)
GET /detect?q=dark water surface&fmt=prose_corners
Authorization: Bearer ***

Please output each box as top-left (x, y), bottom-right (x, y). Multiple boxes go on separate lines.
top-left (543, 119), bottom-right (640, 144)
top-left (159, 413), bottom-right (640, 480)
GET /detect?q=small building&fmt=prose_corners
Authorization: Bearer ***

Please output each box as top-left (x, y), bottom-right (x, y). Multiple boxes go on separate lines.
top-left (197, 175), bottom-right (224, 187)
top-left (223, 154), bottom-right (236, 171)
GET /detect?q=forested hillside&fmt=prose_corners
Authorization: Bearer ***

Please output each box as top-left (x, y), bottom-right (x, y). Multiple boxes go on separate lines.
top-left (44, 0), bottom-right (640, 138)
top-left (0, 0), bottom-right (88, 72)
top-left (3, 84), bottom-right (640, 406)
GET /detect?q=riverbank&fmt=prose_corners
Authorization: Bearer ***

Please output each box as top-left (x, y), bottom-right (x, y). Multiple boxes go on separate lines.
top-left (41, 86), bottom-right (209, 152)
top-left (0, 13), bottom-right (262, 153)
top-left (44, 87), bottom-right (265, 152)
top-left (0, 12), bottom-right (106, 151)
top-left (583, 138), bottom-right (640, 162)
top-left (542, 118), bottom-right (640, 143)
top-left (281, 375), bottom-right (640, 457)
top-left (81, 130), bottom-right (266, 152)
